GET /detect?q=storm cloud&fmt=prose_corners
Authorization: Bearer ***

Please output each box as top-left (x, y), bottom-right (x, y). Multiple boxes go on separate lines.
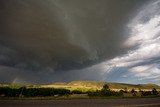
top-left (0, 0), bottom-right (159, 84)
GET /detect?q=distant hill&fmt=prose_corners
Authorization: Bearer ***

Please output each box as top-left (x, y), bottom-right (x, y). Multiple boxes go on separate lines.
top-left (1, 81), bottom-right (160, 92)
top-left (51, 81), bottom-right (160, 91)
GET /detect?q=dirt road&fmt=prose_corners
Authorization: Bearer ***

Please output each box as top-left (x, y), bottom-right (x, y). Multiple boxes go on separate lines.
top-left (0, 97), bottom-right (160, 107)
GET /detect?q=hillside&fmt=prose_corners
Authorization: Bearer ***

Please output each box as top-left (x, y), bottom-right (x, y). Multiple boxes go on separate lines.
top-left (47, 81), bottom-right (160, 91)
top-left (1, 81), bottom-right (160, 92)
top-left (71, 81), bottom-right (159, 89)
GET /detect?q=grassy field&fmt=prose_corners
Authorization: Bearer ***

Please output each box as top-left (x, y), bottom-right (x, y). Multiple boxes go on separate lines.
top-left (1, 80), bottom-right (160, 92)
top-left (40, 81), bottom-right (160, 92)
top-left (0, 81), bottom-right (160, 99)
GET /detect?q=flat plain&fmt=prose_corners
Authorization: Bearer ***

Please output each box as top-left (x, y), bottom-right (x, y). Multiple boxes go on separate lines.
top-left (0, 97), bottom-right (160, 107)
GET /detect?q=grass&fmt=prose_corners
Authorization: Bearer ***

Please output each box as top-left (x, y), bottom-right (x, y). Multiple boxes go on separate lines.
top-left (41, 81), bottom-right (160, 92)
top-left (1, 81), bottom-right (160, 92)
top-left (0, 81), bottom-right (160, 100)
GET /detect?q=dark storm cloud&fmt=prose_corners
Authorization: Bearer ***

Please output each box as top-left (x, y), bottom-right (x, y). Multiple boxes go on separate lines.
top-left (0, 0), bottom-right (90, 70)
top-left (0, 0), bottom-right (152, 84)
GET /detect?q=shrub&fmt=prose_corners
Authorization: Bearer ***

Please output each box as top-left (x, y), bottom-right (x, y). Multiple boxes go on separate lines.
top-left (72, 90), bottom-right (83, 94)
top-left (88, 90), bottom-right (123, 97)
top-left (152, 88), bottom-right (159, 95)
top-left (141, 91), bottom-right (152, 96)
top-left (0, 87), bottom-right (71, 97)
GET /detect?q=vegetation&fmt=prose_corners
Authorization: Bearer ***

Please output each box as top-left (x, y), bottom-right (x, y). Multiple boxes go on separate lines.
top-left (88, 84), bottom-right (123, 97)
top-left (0, 87), bottom-right (70, 97)
top-left (0, 81), bottom-right (159, 99)
top-left (141, 88), bottom-right (159, 96)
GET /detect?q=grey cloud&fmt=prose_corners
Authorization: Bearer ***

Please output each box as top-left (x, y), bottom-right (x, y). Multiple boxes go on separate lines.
top-left (129, 57), bottom-right (160, 68)
top-left (0, 0), bottom-right (153, 84)
top-left (95, 0), bottom-right (160, 84)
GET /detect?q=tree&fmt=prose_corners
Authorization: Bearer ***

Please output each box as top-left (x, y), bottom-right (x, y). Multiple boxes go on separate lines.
top-left (152, 88), bottom-right (158, 95)
top-left (131, 88), bottom-right (136, 96)
top-left (124, 87), bottom-right (128, 93)
top-left (131, 88), bottom-right (135, 93)
top-left (102, 84), bottom-right (109, 91)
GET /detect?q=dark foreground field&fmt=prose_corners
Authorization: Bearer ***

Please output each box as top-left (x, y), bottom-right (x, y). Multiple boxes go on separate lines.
top-left (0, 97), bottom-right (160, 107)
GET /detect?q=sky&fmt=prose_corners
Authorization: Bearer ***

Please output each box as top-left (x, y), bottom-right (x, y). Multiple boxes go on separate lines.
top-left (0, 0), bottom-right (160, 84)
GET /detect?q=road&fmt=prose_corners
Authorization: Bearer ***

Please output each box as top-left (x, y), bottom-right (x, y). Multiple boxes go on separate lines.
top-left (0, 97), bottom-right (160, 107)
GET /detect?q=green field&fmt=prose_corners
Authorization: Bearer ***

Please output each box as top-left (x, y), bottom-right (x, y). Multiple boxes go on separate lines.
top-left (41, 81), bottom-right (160, 92)
top-left (0, 81), bottom-right (160, 99)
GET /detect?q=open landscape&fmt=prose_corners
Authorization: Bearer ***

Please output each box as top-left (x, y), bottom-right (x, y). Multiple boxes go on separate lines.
top-left (0, 81), bottom-right (160, 107)
top-left (1, 0), bottom-right (160, 107)
top-left (0, 81), bottom-right (160, 99)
